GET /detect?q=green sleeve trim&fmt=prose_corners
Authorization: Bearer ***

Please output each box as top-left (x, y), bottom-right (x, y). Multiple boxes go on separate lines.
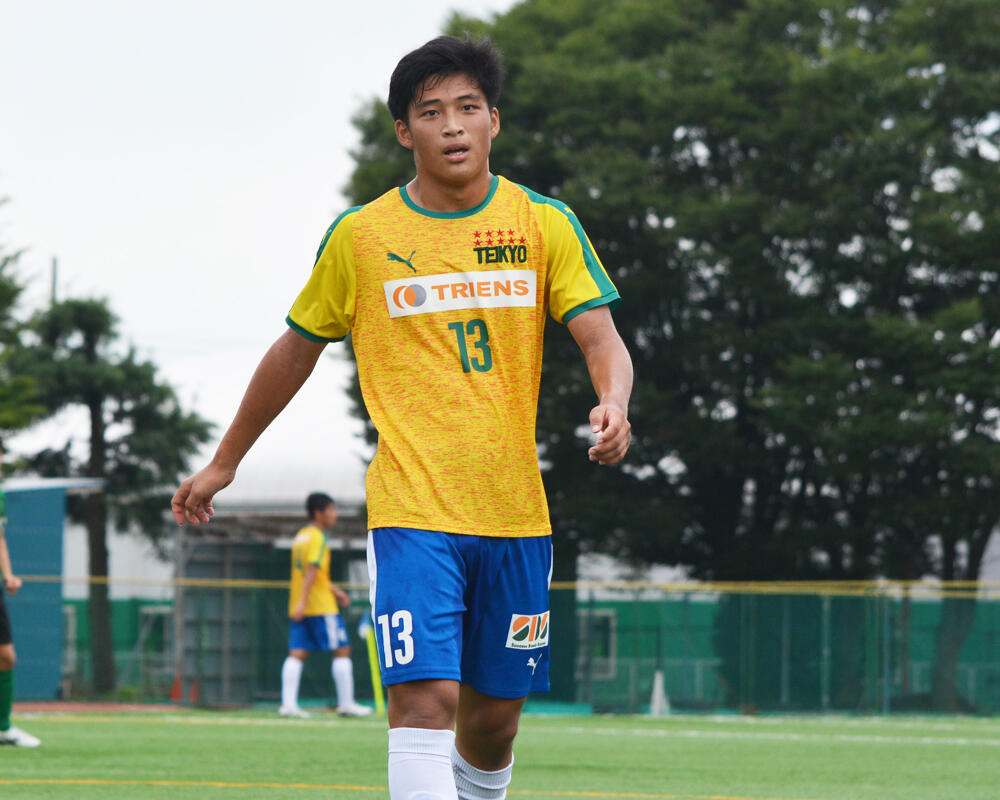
top-left (562, 294), bottom-right (622, 324)
top-left (310, 532), bottom-right (328, 566)
top-left (285, 316), bottom-right (345, 343)
top-left (399, 175), bottom-right (499, 218)
top-left (513, 183), bottom-right (619, 301)
top-left (314, 205), bottom-right (364, 266)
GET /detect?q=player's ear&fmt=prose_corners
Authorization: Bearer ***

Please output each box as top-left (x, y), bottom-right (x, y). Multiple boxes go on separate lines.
top-left (489, 107), bottom-right (500, 140)
top-left (395, 118), bottom-right (414, 150)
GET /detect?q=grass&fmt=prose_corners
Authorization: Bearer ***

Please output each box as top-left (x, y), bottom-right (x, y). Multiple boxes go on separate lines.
top-left (2, 709), bottom-right (1000, 799)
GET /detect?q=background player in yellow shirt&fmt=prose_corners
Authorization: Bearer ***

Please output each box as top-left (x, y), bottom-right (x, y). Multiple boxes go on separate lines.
top-left (280, 492), bottom-right (371, 718)
top-left (174, 35), bottom-right (632, 800)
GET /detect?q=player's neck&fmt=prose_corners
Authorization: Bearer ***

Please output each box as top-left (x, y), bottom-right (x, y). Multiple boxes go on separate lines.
top-left (406, 170), bottom-right (494, 213)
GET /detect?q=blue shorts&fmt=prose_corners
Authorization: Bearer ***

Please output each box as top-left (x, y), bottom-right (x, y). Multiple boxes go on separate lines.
top-left (288, 613), bottom-right (349, 652)
top-left (366, 527), bottom-right (552, 699)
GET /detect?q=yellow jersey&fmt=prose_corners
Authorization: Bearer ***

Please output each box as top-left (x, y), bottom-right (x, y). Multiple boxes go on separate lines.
top-left (288, 525), bottom-right (339, 617)
top-left (287, 175), bottom-right (620, 537)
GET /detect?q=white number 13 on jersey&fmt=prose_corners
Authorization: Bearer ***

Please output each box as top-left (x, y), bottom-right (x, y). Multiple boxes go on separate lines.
top-left (377, 610), bottom-right (414, 667)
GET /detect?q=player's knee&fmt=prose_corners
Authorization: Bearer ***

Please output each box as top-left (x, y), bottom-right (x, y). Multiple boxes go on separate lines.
top-left (456, 690), bottom-right (525, 765)
top-left (479, 713), bottom-right (519, 750)
top-left (461, 705), bottom-right (519, 750)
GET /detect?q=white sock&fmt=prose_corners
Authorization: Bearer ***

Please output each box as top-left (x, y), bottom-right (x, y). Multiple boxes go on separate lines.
top-left (281, 656), bottom-right (303, 709)
top-left (451, 745), bottom-right (513, 800)
top-left (388, 727), bottom-right (458, 800)
top-left (332, 656), bottom-right (354, 707)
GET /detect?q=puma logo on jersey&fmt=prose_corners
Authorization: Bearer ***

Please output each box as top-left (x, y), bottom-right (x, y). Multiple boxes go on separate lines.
top-left (387, 250), bottom-right (417, 272)
top-left (527, 656), bottom-right (541, 675)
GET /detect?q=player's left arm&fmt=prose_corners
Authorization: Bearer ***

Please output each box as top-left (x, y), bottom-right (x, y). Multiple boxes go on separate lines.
top-left (567, 305), bottom-right (633, 465)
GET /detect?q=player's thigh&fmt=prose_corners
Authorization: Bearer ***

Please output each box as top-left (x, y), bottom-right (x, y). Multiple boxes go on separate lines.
top-left (0, 642), bottom-right (14, 670)
top-left (367, 528), bottom-right (467, 685)
top-left (0, 598), bottom-right (13, 668)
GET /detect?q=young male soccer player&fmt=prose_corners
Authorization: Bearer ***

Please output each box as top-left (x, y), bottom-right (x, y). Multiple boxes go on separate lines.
top-left (0, 444), bottom-right (41, 747)
top-left (280, 492), bottom-right (371, 718)
top-left (173, 35), bottom-right (632, 799)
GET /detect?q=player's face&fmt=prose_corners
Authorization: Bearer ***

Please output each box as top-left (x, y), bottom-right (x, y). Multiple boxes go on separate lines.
top-left (395, 72), bottom-right (500, 190)
top-left (320, 504), bottom-right (338, 528)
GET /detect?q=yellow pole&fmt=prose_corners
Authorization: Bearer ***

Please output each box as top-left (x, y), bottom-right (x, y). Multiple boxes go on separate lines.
top-left (365, 625), bottom-right (386, 715)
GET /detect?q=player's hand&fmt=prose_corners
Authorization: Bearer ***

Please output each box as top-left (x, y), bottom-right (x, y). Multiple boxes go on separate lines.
top-left (171, 462), bottom-right (235, 525)
top-left (588, 404), bottom-right (631, 465)
top-left (4, 575), bottom-right (22, 595)
top-left (334, 588), bottom-right (351, 608)
top-left (291, 602), bottom-right (306, 622)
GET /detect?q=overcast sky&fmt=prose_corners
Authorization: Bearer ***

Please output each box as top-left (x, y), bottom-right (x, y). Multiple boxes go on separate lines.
top-left (1, 0), bottom-right (516, 505)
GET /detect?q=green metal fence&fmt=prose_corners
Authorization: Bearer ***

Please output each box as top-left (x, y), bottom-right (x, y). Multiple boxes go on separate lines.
top-left (570, 582), bottom-right (1000, 714)
top-left (22, 578), bottom-right (1000, 714)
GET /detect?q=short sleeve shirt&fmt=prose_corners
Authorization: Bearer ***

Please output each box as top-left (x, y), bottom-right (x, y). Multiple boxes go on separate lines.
top-left (288, 525), bottom-right (338, 617)
top-left (287, 176), bottom-right (620, 537)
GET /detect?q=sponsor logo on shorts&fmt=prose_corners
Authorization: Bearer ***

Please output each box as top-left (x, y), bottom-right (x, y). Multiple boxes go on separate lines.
top-left (506, 611), bottom-right (549, 650)
top-left (384, 270), bottom-right (536, 318)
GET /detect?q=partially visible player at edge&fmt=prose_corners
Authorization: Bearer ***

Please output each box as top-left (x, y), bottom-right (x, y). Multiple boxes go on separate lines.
top-left (0, 443), bottom-right (42, 747)
top-left (280, 492), bottom-right (372, 718)
top-left (172, 35), bottom-right (632, 800)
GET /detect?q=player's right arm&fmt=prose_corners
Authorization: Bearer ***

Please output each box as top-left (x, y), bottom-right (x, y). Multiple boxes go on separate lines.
top-left (171, 329), bottom-right (326, 525)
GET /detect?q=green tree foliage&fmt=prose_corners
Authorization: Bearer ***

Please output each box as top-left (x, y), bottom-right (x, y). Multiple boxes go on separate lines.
top-left (0, 219), bottom-right (43, 436)
top-left (344, 0), bottom-right (999, 708)
top-left (16, 298), bottom-right (212, 693)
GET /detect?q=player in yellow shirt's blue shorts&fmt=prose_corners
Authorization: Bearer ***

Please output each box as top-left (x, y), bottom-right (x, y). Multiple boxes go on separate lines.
top-left (173, 35), bottom-right (633, 800)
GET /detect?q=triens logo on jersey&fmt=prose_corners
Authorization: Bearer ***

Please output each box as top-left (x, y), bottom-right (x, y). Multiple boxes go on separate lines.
top-left (506, 611), bottom-right (550, 650)
top-left (384, 270), bottom-right (537, 318)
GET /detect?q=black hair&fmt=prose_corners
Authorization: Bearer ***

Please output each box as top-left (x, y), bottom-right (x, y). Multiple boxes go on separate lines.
top-left (306, 492), bottom-right (335, 518)
top-left (387, 35), bottom-right (505, 123)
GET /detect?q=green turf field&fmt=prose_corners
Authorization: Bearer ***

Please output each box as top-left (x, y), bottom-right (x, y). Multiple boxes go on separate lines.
top-left (2, 710), bottom-right (999, 799)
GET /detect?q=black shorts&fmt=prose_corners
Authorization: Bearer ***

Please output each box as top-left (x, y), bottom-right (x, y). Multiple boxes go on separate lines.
top-left (0, 590), bottom-right (11, 646)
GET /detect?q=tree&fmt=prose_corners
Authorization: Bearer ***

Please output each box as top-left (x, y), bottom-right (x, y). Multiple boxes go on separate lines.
top-left (0, 214), bottom-right (43, 435)
top-left (345, 0), bottom-right (1000, 708)
top-left (17, 298), bottom-right (212, 693)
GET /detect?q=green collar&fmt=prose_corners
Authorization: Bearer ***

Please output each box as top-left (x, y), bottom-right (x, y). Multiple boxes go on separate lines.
top-left (399, 175), bottom-right (499, 219)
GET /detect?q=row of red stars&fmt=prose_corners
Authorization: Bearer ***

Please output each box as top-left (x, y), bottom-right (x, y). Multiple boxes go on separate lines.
top-left (473, 229), bottom-right (527, 246)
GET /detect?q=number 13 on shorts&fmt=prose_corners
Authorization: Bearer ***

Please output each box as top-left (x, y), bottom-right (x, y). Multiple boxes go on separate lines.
top-left (376, 610), bottom-right (414, 667)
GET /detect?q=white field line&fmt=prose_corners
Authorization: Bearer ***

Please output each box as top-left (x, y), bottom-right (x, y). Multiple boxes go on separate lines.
top-left (524, 724), bottom-right (1000, 748)
top-left (24, 712), bottom-right (1000, 747)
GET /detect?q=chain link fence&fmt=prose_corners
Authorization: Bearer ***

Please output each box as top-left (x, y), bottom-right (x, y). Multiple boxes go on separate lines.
top-left (13, 578), bottom-right (1000, 714)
